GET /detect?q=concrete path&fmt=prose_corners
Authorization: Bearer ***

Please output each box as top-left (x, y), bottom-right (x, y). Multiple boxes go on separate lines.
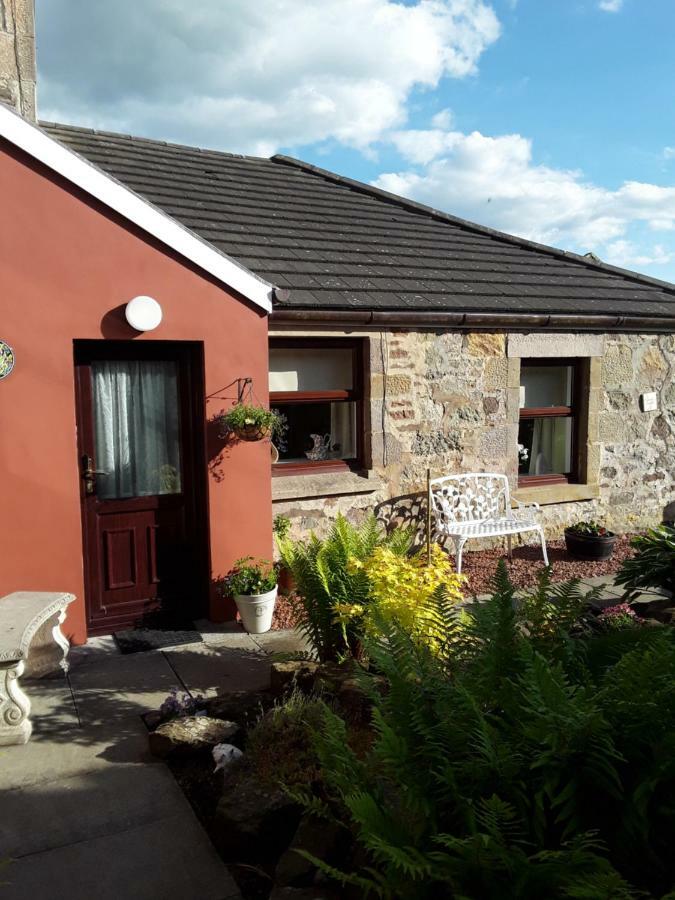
top-left (0, 626), bottom-right (307, 900)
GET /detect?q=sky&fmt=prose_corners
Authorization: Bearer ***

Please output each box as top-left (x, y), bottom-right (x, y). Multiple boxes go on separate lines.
top-left (36, 0), bottom-right (675, 282)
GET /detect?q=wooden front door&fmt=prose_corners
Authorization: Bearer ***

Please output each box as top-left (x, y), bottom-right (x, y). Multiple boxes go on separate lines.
top-left (75, 341), bottom-right (207, 635)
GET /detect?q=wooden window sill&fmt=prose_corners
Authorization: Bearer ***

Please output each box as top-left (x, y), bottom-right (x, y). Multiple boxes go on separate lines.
top-left (272, 469), bottom-right (383, 502)
top-left (512, 483), bottom-right (600, 506)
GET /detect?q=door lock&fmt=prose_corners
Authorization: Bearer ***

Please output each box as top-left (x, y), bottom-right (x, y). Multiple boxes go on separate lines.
top-left (82, 455), bottom-right (105, 495)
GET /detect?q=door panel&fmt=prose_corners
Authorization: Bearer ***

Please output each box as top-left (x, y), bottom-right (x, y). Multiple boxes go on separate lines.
top-left (75, 342), bottom-right (207, 635)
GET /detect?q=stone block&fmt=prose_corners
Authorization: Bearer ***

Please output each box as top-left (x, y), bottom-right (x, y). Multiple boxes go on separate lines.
top-left (602, 345), bottom-right (634, 386)
top-left (479, 426), bottom-right (510, 459)
top-left (465, 332), bottom-right (505, 357)
top-left (507, 357), bottom-right (521, 389)
top-left (484, 357), bottom-right (508, 389)
top-left (599, 412), bottom-right (627, 444)
top-left (639, 345), bottom-right (667, 382)
top-left (507, 333), bottom-right (604, 358)
top-left (148, 716), bottom-right (240, 758)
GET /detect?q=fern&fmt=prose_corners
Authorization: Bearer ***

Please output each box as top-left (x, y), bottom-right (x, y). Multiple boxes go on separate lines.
top-left (297, 567), bottom-right (675, 898)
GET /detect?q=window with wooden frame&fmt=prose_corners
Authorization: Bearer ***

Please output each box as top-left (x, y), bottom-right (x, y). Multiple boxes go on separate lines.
top-left (518, 359), bottom-right (582, 486)
top-left (269, 338), bottom-right (364, 475)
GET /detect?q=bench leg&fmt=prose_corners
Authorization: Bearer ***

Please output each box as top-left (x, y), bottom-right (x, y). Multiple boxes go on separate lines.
top-left (452, 537), bottom-right (467, 575)
top-left (24, 607), bottom-right (71, 679)
top-left (507, 534), bottom-right (513, 559)
top-left (538, 527), bottom-right (549, 567)
top-left (0, 660), bottom-right (32, 746)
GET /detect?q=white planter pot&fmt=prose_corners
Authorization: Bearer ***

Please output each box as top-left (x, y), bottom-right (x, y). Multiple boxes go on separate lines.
top-left (234, 586), bottom-right (277, 634)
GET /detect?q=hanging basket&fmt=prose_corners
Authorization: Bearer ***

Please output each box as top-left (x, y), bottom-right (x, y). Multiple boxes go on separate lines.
top-left (233, 422), bottom-right (271, 442)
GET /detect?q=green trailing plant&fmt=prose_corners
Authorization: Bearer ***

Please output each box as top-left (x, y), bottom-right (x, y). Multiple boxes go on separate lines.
top-left (300, 562), bottom-right (675, 899)
top-left (273, 513), bottom-right (292, 541)
top-left (219, 403), bottom-right (287, 443)
top-left (277, 513), bottom-right (413, 661)
top-left (615, 525), bottom-right (675, 595)
top-left (223, 557), bottom-right (276, 596)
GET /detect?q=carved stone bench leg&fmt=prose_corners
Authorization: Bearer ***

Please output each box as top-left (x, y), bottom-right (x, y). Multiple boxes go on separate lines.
top-left (24, 607), bottom-right (71, 679)
top-left (0, 660), bottom-right (32, 746)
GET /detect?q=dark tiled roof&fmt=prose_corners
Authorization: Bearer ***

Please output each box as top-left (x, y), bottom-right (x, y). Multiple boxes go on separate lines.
top-left (41, 121), bottom-right (675, 320)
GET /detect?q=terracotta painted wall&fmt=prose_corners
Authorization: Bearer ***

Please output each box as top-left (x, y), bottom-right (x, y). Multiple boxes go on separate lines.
top-left (0, 139), bottom-right (272, 644)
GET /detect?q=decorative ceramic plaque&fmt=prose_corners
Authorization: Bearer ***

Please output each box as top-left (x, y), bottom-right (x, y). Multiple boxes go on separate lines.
top-left (0, 340), bottom-right (15, 380)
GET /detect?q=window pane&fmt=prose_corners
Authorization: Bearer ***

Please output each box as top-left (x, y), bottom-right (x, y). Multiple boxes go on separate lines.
top-left (92, 360), bottom-right (182, 499)
top-left (520, 365), bottom-right (573, 408)
top-left (518, 417), bottom-right (573, 476)
top-left (273, 402), bottom-right (356, 463)
top-left (269, 348), bottom-right (353, 392)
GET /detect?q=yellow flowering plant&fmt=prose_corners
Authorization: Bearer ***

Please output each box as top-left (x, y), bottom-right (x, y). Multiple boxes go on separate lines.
top-left (344, 544), bottom-right (465, 651)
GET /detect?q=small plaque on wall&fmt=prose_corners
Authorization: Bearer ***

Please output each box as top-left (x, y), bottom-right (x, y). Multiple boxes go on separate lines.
top-left (640, 392), bottom-right (658, 412)
top-left (0, 340), bottom-right (15, 380)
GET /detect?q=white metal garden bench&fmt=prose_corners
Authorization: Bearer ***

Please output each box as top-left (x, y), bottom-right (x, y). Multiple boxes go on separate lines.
top-left (428, 473), bottom-right (549, 574)
top-left (0, 591), bottom-right (75, 746)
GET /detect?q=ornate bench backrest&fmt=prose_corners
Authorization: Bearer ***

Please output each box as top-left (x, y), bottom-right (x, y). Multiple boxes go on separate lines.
top-left (429, 473), bottom-right (510, 525)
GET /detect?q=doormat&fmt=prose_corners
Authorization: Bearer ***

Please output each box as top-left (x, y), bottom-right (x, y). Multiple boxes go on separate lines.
top-left (113, 626), bottom-right (203, 654)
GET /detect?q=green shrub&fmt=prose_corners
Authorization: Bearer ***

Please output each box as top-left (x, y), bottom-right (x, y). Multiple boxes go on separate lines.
top-left (277, 513), bottom-right (413, 661)
top-left (302, 563), bottom-right (675, 898)
top-left (615, 525), bottom-right (675, 595)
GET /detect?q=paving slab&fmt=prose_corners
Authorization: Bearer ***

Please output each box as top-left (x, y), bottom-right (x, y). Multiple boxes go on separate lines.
top-left (164, 637), bottom-right (270, 696)
top-left (0, 762), bottom-right (181, 858)
top-left (21, 673), bottom-right (79, 737)
top-left (251, 628), bottom-right (312, 656)
top-left (1, 809), bottom-right (240, 900)
top-left (0, 716), bottom-right (151, 791)
top-left (68, 650), bottom-right (182, 725)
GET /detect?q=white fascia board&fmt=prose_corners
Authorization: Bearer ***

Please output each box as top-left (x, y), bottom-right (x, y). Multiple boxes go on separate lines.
top-left (0, 105), bottom-right (273, 313)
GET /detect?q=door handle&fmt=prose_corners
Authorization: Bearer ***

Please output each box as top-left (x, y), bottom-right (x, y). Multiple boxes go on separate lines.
top-left (82, 455), bottom-right (106, 494)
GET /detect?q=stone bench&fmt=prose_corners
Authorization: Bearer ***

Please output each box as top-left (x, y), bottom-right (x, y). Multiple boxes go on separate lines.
top-left (0, 591), bottom-right (75, 746)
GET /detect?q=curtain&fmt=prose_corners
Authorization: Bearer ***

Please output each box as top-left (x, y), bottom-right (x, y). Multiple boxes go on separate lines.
top-left (330, 402), bottom-right (356, 458)
top-left (528, 418), bottom-right (571, 475)
top-left (92, 360), bottom-right (182, 499)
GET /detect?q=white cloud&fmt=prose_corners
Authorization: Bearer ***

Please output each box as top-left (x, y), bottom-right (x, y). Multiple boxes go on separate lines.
top-left (37, 0), bottom-right (500, 155)
top-left (664, 146), bottom-right (675, 160)
top-left (604, 240), bottom-right (672, 268)
top-left (599, 0), bottom-right (623, 12)
top-left (374, 126), bottom-right (675, 265)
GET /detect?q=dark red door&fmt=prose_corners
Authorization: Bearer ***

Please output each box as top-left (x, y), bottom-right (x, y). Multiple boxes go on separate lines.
top-left (75, 341), bottom-right (207, 635)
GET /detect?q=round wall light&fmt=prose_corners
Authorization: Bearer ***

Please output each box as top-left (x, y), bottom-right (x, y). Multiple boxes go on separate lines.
top-left (125, 295), bottom-right (163, 332)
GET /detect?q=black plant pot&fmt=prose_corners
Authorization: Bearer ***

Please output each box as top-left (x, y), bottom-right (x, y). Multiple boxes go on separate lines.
top-left (564, 528), bottom-right (617, 561)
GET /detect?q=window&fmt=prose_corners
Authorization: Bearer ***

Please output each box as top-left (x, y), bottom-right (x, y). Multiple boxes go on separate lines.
top-left (518, 359), bottom-right (581, 486)
top-left (269, 339), bottom-right (364, 475)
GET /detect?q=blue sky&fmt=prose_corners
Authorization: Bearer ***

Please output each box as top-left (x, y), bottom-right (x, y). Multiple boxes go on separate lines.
top-left (37, 0), bottom-right (675, 281)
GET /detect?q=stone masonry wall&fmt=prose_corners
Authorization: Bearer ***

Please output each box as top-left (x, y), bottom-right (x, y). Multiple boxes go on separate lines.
top-left (0, 0), bottom-right (36, 121)
top-left (271, 328), bottom-right (675, 546)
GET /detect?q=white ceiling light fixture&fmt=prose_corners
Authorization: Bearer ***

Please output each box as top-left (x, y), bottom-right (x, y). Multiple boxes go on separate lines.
top-left (125, 295), bottom-right (163, 332)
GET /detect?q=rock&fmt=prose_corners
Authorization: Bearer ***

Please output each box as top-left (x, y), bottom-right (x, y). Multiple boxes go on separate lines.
top-left (270, 660), bottom-right (320, 697)
top-left (275, 814), bottom-right (344, 887)
top-left (214, 770), bottom-right (302, 860)
top-left (148, 716), bottom-right (240, 758)
top-left (142, 710), bottom-right (164, 731)
top-left (205, 690), bottom-right (273, 727)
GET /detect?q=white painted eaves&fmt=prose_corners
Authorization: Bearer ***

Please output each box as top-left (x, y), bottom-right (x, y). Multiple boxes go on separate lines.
top-left (0, 104), bottom-right (273, 313)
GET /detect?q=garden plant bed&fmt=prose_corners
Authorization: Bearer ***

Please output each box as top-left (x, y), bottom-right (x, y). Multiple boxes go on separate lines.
top-left (268, 535), bottom-right (637, 630)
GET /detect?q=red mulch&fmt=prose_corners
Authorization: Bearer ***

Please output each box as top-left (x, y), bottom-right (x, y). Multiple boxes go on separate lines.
top-left (268, 536), bottom-right (636, 630)
top-left (460, 534), bottom-right (635, 597)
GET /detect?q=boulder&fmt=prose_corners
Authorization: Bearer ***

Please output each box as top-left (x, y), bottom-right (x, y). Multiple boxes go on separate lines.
top-left (275, 814), bottom-right (344, 887)
top-left (205, 690), bottom-right (273, 728)
top-left (214, 769), bottom-right (302, 860)
top-left (148, 715), bottom-right (239, 758)
top-left (270, 660), bottom-right (320, 697)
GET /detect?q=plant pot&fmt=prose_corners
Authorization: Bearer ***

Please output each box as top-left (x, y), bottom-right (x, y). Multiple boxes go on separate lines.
top-left (564, 528), bottom-right (617, 561)
top-left (234, 586), bottom-right (277, 633)
top-left (277, 565), bottom-right (296, 596)
top-left (234, 423), bottom-right (271, 442)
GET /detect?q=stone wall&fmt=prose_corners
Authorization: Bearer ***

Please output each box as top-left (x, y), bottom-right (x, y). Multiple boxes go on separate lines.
top-left (0, 0), bottom-right (36, 121)
top-left (271, 328), bottom-right (675, 545)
